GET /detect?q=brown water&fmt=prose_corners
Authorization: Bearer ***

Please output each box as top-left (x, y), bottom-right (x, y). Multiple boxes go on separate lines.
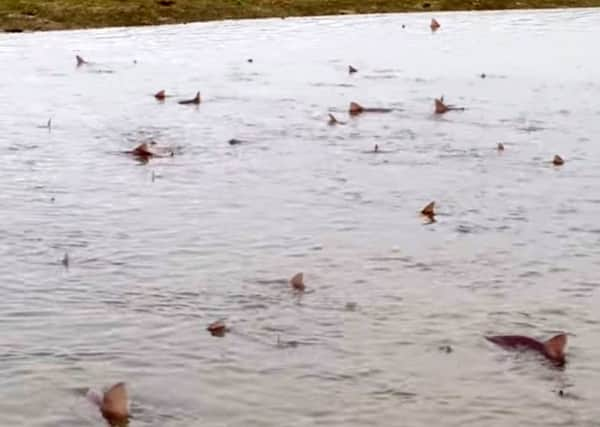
top-left (2, 8), bottom-right (600, 427)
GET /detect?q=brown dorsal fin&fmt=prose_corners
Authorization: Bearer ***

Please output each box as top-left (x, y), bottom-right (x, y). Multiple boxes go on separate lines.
top-left (434, 98), bottom-right (448, 114)
top-left (349, 102), bottom-right (364, 114)
top-left (132, 142), bottom-right (153, 156)
top-left (290, 272), bottom-right (305, 291)
top-left (421, 201), bottom-right (435, 216)
top-left (76, 55), bottom-right (86, 66)
top-left (544, 334), bottom-right (567, 359)
top-left (207, 320), bottom-right (228, 336)
top-left (102, 382), bottom-right (129, 419)
top-left (194, 91), bottom-right (201, 103)
top-left (553, 155), bottom-right (564, 165)
top-left (328, 113), bottom-right (338, 124)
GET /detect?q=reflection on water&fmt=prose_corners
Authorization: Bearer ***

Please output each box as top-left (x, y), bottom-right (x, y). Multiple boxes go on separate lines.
top-left (2, 7), bottom-right (600, 427)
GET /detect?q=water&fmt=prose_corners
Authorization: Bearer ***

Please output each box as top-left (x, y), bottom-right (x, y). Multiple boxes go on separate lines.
top-left (1, 8), bottom-right (600, 426)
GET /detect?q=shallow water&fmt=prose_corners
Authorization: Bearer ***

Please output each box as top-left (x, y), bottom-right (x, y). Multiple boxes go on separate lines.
top-left (2, 7), bottom-right (600, 426)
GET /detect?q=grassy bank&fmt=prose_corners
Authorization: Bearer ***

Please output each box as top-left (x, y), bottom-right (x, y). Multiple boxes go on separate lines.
top-left (2, 0), bottom-right (600, 32)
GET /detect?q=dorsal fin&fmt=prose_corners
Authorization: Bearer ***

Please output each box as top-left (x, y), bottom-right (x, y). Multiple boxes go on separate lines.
top-left (207, 320), bottom-right (228, 336)
top-left (421, 201), bottom-right (435, 216)
top-left (193, 91), bottom-right (201, 103)
top-left (154, 90), bottom-right (166, 100)
top-left (62, 252), bottom-right (69, 267)
top-left (544, 334), bottom-right (567, 359)
top-left (553, 155), bottom-right (564, 166)
top-left (76, 55), bottom-right (86, 66)
top-left (290, 272), bottom-right (305, 291)
top-left (349, 102), bottom-right (364, 114)
top-left (328, 113), bottom-right (338, 124)
top-left (132, 142), bottom-right (152, 156)
top-left (434, 98), bottom-right (448, 114)
top-left (430, 18), bottom-right (441, 30)
top-left (102, 382), bottom-right (129, 419)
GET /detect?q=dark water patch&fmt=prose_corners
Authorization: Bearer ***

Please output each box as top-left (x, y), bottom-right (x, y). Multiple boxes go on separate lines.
top-left (455, 223), bottom-right (488, 234)
top-left (537, 308), bottom-right (567, 316)
top-left (363, 73), bottom-right (397, 80)
top-left (299, 372), bottom-right (357, 382)
top-left (5, 309), bottom-right (62, 318)
top-left (310, 82), bottom-right (355, 88)
top-left (518, 270), bottom-right (543, 278)
top-left (517, 125), bottom-right (545, 133)
top-left (559, 287), bottom-right (595, 297)
top-left (504, 212), bottom-right (528, 222)
top-left (0, 351), bottom-right (28, 362)
top-left (254, 278), bottom-right (289, 286)
top-left (287, 252), bottom-right (308, 258)
top-left (404, 261), bottom-right (434, 272)
top-left (367, 256), bottom-right (413, 263)
top-left (371, 388), bottom-right (418, 400)
top-left (8, 143), bottom-right (39, 151)
top-left (80, 68), bottom-right (115, 74)
top-left (556, 206), bottom-right (578, 215)
top-left (575, 281), bottom-right (600, 289)
top-left (369, 265), bottom-right (392, 272)
top-left (438, 148), bottom-right (483, 160)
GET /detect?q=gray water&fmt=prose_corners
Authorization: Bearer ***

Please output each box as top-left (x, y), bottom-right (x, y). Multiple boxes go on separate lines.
top-left (1, 8), bottom-right (600, 427)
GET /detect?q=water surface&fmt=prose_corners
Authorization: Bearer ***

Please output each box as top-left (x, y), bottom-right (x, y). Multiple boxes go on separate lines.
top-left (1, 8), bottom-right (600, 427)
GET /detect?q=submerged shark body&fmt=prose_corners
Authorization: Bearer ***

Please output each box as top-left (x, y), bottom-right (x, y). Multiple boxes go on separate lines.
top-left (486, 334), bottom-right (567, 366)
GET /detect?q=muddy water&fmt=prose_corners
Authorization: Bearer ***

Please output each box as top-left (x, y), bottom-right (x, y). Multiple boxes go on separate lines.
top-left (1, 8), bottom-right (600, 427)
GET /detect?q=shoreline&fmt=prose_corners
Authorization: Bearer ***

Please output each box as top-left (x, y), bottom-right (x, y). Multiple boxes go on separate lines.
top-left (2, 1), bottom-right (600, 33)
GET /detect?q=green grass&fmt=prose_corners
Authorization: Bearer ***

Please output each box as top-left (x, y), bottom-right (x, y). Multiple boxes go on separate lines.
top-left (1, 0), bottom-right (600, 32)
